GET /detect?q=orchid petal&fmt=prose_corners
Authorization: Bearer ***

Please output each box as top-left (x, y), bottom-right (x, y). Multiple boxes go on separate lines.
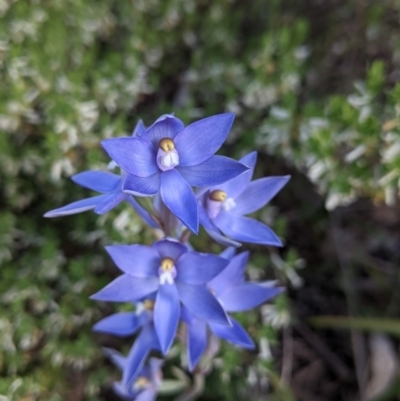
top-left (176, 252), bottom-right (228, 284)
top-left (198, 203), bottom-right (241, 247)
top-left (101, 137), bottom-right (158, 177)
top-left (123, 172), bottom-right (161, 196)
top-left (177, 282), bottom-right (230, 326)
top-left (218, 284), bottom-right (283, 312)
top-left (160, 169), bottom-right (198, 234)
top-left (174, 113), bottom-right (235, 166)
top-left (122, 326), bottom-right (159, 386)
top-left (214, 213), bottom-right (283, 246)
top-left (210, 151), bottom-right (257, 199)
top-left (43, 195), bottom-right (108, 217)
top-left (132, 119), bottom-right (147, 137)
top-left (177, 156), bottom-right (248, 187)
top-left (94, 191), bottom-right (128, 214)
top-left (127, 197), bottom-right (159, 228)
top-left (233, 176), bottom-right (290, 215)
top-left (71, 171), bottom-right (121, 193)
top-left (105, 245), bottom-right (159, 277)
top-left (93, 312), bottom-right (140, 336)
top-left (142, 114), bottom-right (184, 147)
top-left (187, 319), bottom-right (207, 371)
top-left (210, 317), bottom-right (255, 349)
top-left (152, 239), bottom-right (188, 260)
top-left (103, 347), bottom-right (127, 371)
top-left (219, 247), bottom-right (236, 260)
top-left (135, 388), bottom-right (157, 401)
top-left (154, 283), bottom-right (180, 355)
top-left (90, 275), bottom-right (158, 302)
top-left (208, 252), bottom-right (249, 296)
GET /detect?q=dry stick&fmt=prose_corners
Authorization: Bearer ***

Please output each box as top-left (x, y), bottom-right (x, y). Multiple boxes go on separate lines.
top-left (297, 321), bottom-right (352, 381)
top-left (330, 212), bottom-right (368, 401)
top-left (281, 324), bottom-right (294, 385)
top-left (173, 373), bottom-right (205, 401)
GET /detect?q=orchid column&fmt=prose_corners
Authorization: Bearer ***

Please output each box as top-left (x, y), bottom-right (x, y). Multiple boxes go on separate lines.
top-left (45, 113), bottom-right (289, 400)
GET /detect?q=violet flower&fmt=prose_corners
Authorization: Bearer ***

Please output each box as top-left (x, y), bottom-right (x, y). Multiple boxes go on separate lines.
top-left (101, 114), bottom-right (248, 233)
top-left (91, 239), bottom-right (231, 356)
top-left (94, 299), bottom-right (161, 386)
top-left (198, 151), bottom-right (290, 246)
top-left (104, 347), bottom-right (162, 401)
top-left (183, 251), bottom-right (282, 370)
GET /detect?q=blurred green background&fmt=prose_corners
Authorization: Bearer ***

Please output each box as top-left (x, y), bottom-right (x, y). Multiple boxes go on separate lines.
top-left (1, 0), bottom-right (400, 400)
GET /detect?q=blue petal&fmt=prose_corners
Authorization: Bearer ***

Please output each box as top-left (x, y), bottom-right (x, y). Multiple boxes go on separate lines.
top-left (208, 252), bottom-right (249, 296)
top-left (218, 284), bottom-right (283, 312)
top-left (90, 275), bottom-right (159, 302)
top-left (71, 171), bottom-right (121, 193)
top-left (177, 156), bottom-right (248, 187)
top-left (187, 319), bottom-right (207, 371)
top-left (94, 191), bottom-right (128, 214)
top-left (233, 176), bottom-right (291, 215)
top-left (43, 195), bottom-right (108, 217)
top-left (160, 169), bottom-right (198, 234)
top-left (123, 172), bottom-right (161, 196)
top-left (198, 204), bottom-right (241, 247)
top-left (219, 247), bottom-right (236, 260)
top-left (174, 113), bottom-right (234, 166)
top-left (127, 197), bottom-right (159, 228)
top-left (101, 137), bottom-right (158, 177)
top-left (113, 381), bottom-right (138, 399)
top-left (105, 245), bottom-right (159, 277)
top-left (205, 228), bottom-right (242, 248)
top-left (102, 347), bottom-right (127, 371)
top-left (176, 252), bottom-right (228, 284)
top-left (132, 119), bottom-right (147, 137)
top-left (142, 115), bottom-right (184, 147)
top-left (135, 388), bottom-right (157, 401)
top-left (210, 317), bottom-right (255, 349)
top-left (152, 239), bottom-right (188, 260)
top-left (94, 312), bottom-right (140, 336)
top-left (154, 283), bottom-right (180, 355)
top-left (149, 357), bottom-right (163, 379)
top-left (214, 213), bottom-right (283, 246)
top-left (210, 151), bottom-right (257, 199)
top-left (122, 325), bottom-right (159, 386)
top-left (176, 282), bottom-right (230, 326)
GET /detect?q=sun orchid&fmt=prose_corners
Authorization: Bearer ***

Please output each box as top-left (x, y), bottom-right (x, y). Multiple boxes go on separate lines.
top-left (182, 251), bottom-right (283, 370)
top-left (198, 151), bottom-right (290, 246)
top-left (101, 113), bottom-right (249, 233)
top-left (104, 347), bottom-right (163, 401)
top-left (91, 239), bottom-right (231, 356)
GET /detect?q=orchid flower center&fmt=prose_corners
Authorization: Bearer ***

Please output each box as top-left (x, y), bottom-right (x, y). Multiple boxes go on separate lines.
top-left (209, 190), bottom-right (227, 202)
top-left (206, 190), bottom-right (236, 219)
top-left (159, 257), bottom-right (177, 285)
top-left (143, 299), bottom-right (155, 311)
top-left (134, 376), bottom-right (149, 390)
top-left (157, 138), bottom-right (179, 171)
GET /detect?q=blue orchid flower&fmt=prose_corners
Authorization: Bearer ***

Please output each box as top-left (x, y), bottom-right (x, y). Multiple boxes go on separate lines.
top-left (44, 121), bottom-right (158, 228)
top-left (94, 299), bottom-right (162, 388)
top-left (182, 251), bottom-right (283, 370)
top-left (90, 239), bottom-right (231, 357)
top-left (198, 151), bottom-right (290, 246)
top-left (101, 114), bottom-right (249, 234)
top-left (104, 347), bottom-right (163, 401)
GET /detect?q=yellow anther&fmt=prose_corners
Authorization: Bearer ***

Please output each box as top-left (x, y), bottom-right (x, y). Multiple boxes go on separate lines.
top-left (209, 190), bottom-right (227, 202)
top-left (159, 137), bottom-right (175, 152)
top-left (160, 257), bottom-right (174, 271)
top-left (134, 376), bottom-right (149, 389)
top-left (143, 299), bottom-right (155, 310)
